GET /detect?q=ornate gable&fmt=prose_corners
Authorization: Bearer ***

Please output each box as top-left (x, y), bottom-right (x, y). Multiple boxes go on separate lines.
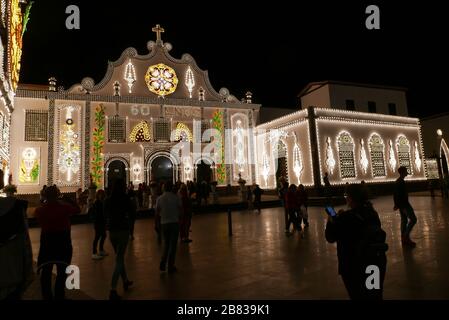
top-left (68, 25), bottom-right (240, 103)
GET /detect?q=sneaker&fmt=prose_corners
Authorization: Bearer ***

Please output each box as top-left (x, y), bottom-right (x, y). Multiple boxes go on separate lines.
top-left (109, 290), bottom-right (121, 300)
top-left (92, 254), bottom-right (103, 260)
top-left (123, 280), bottom-right (133, 291)
top-left (99, 251), bottom-right (109, 257)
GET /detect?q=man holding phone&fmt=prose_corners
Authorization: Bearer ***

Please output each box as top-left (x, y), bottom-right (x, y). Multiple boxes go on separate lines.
top-left (325, 184), bottom-right (387, 300)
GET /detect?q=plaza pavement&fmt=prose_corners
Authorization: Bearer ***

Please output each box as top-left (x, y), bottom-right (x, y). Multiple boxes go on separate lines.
top-left (24, 193), bottom-right (449, 300)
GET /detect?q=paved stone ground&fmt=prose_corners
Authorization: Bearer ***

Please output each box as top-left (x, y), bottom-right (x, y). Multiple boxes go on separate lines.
top-left (25, 193), bottom-right (449, 300)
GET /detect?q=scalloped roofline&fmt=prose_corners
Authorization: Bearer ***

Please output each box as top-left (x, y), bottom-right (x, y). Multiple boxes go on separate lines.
top-left (67, 41), bottom-right (224, 101)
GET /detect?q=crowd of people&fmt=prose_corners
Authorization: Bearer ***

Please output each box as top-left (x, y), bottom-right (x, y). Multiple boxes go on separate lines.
top-left (0, 165), bottom-right (424, 300)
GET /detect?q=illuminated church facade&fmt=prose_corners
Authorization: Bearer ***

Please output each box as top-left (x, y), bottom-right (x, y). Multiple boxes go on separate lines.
top-left (12, 26), bottom-right (260, 194)
top-left (9, 26), bottom-right (428, 195)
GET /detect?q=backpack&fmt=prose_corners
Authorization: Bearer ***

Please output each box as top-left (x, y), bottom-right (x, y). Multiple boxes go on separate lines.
top-left (355, 207), bottom-right (388, 261)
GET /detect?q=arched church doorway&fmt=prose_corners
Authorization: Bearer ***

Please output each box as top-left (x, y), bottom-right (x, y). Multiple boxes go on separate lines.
top-left (196, 160), bottom-right (212, 183)
top-left (151, 156), bottom-right (174, 183)
top-left (275, 141), bottom-right (288, 184)
top-left (107, 160), bottom-right (127, 188)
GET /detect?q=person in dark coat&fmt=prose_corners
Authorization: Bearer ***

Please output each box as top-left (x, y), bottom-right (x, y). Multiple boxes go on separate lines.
top-left (0, 192), bottom-right (33, 300)
top-left (253, 184), bottom-right (264, 214)
top-left (91, 189), bottom-right (108, 260)
top-left (393, 166), bottom-right (417, 247)
top-left (35, 186), bottom-right (80, 300)
top-left (104, 179), bottom-right (134, 300)
top-left (325, 184), bottom-right (387, 300)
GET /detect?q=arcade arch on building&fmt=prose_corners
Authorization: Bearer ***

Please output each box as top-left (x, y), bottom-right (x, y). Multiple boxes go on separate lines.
top-left (194, 157), bottom-right (215, 183)
top-left (146, 151), bottom-right (179, 183)
top-left (104, 157), bottom-right (130, 188)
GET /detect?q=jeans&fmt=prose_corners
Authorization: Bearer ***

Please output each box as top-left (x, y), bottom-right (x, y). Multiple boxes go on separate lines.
top-left (399, 204), bottom-right (417, 237)
top-left (109, 230), bottom-right (129, 290)
top-left (40, 262), bottom-right (69, 300)
top-left (161, 223), bottom-right (179, 269)
top-left (92, 226), bottom-right (106, 254)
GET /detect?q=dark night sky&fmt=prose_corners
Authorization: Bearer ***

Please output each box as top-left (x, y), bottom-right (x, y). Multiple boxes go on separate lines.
top-left (20, 1), bottom-right (447, 118)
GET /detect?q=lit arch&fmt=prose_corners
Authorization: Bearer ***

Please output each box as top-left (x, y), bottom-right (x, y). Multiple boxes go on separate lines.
top-left (129, 121), bottom-right (151, 142)
top-left (337, 131), bottom-right (356, 179)
top-left (368, 133), bottom-right (386, 177)
top-left (174, 122), bottom-right (192, 142)
top-left (396, 135), bottom-right (412, 175)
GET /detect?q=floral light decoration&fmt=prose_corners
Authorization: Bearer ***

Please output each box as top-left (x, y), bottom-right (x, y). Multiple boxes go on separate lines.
top-left (359, 139), bottom-right (369, 175)
top-left (124, 59), bottom-right (136, 93)
top-left (185, 66), bottom-right (195, 98)
top-left (91, 104), bottom-right (105, 187)
top-left (145, 63), bottom-right (178, 96)
top-left (414, 141), bottom-right (422, 173)
top-left (132, 162), bottom-right (142, 183)
top-left (234, 120), bottom-right (246, 173)
top-left (129, 121), bottom-right (152, 142)
top-left (293, 136), bottom-right (303, 183)
top-left (174, 122), bottom-right (192, 142)
top-left (262, 146), bottom-right (270, 187)
top-left (58, 106), bottom-right (81, 183)
top-left (183, 156), bottom-right (192, 181)
top-left (325, 137), bottom-right (336, 175)
top-left (19, 147), bottom-right (39, 183)
top-left (212, 110), bottom-right (225, 184)
top-left (388, 139), bottom-right (397, 172)
top-left (8, 0), bottom-right (23, 91)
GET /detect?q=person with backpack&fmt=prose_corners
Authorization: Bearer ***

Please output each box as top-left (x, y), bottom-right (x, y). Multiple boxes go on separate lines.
top-left (325, 183), bottom-right (387, 300)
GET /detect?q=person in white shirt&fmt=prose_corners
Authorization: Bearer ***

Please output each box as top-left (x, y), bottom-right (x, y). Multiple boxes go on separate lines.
top-left (156, 181), bottom-right (182, 273)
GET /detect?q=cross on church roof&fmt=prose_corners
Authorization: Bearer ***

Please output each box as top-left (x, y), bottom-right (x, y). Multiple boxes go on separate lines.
top-left (152, 24), bottom-right (165, 43)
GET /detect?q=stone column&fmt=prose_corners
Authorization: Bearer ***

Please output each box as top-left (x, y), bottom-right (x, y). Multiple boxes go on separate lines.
top-left (47, 98), bottom-right (55, 185)
top-left (307, 106), bottom-right (322, 190)
top-left (84, 100), bottom-right (91, 189)
top-left (248, 109), bottom-right (256, 185)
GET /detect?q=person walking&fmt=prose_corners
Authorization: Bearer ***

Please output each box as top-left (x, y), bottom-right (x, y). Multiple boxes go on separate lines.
top-left (325, 183), bottom-right (388, 300)
top-left (178, 183), bottom-right (193, 243)
top-left (104, 179), bottom-right (134, 300)
top-left (285, 184), bottom-right (299, 235)
top-left (253, 184), bottom-right (264, 214)
top-left (156, 181), bottom-right (182, 273)
top-left (91, 189), bottom-right (108, 260)
top-left (394, 166), bottom-right (418, 247)
top-left (34, 186), bottom-right (80, 300)
top-left (296, 184), bottom-right (309, 228)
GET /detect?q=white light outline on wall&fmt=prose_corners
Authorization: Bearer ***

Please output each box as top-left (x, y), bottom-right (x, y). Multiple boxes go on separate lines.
top-left (262, 144), bottom-right (270, 188)
top-left (292, 134), bottom-right (303, 184)
top-left (315, 118), bottom-right (425, 186)
top-left (325, 137), bottom-right (336, 175)
top-left (359, 139), bottom-right (369, 175)
top-left (124, 59), bottom-right (137, 93)
top-left (185, 66), bottom-right (195, 98)
top-left (56, 105), bottom-right (81, 186)
top-left (388, 139), bottom-right (397, 173)
top-left (414, 141), bottom-right (422, 173)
